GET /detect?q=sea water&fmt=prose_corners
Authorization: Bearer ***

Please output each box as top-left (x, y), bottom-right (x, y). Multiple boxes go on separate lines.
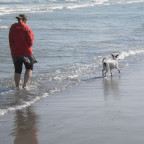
top-left (1, 0), bottom-right (144, 116)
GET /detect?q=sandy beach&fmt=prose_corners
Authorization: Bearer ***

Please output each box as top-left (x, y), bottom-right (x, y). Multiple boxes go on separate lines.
top-left (0, 59), bottom-right (144, 144)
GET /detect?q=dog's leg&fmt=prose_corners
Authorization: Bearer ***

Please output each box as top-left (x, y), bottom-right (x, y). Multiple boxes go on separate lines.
top-left (115, 63), bottom-right (120, 74)
top-left (104, 64), bottom-right (109, 77)
top-left (102, 63), bottom-right (107, 77)
top-left (102, 65), bottom-right (104, 76)
top-left (102, 70), bottom-right (106, 77)
top-left (102, 62), bottom-right (109, 77)
top-left (104, 69), bottom-right (108, 77)
top-left (118, 68), bottom-right (120, 73)
top-left (116, 66), bottom-right (120, 74)
top-left (110, 70), bottom-right (112, 76)
top-left (102, 70), bottom-right (104, 76)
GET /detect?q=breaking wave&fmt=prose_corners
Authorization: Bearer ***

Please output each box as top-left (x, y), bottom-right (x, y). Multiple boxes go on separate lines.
top-left (0, 0), bottom-right (144, 16)
top-left (0, 25), bottom-right (9, 30)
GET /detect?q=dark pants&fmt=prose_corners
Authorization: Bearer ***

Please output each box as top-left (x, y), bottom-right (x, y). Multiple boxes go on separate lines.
top-left (14, 60), bottom-right (33, 74)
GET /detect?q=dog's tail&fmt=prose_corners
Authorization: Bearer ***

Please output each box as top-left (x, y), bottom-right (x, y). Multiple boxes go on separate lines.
top-left (102, 57), bottom-right (107, 63)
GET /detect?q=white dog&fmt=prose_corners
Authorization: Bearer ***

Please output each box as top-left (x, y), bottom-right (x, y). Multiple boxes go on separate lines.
top-left (102, 53), bottom-right (120, 77)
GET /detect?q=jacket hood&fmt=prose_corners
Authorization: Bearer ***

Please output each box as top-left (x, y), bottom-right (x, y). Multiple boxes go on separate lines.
top-left (12, 23), bottom-right (26, 30)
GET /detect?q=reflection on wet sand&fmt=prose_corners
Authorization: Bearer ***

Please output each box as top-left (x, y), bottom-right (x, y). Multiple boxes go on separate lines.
top-left (12, 106), bottom-right (39, 144)
top-left (102, 76), bottom-right (121, 101)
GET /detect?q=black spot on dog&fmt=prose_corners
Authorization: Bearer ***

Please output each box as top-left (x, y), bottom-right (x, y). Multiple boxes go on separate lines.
top-left (104, 62), bottom-right (106, 67)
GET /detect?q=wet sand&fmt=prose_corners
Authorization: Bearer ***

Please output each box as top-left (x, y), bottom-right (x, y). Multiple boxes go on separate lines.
top-left (1, 61), bottom-right (144, 144)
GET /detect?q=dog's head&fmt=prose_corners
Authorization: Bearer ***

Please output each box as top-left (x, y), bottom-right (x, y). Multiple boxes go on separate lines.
top-left (111, 53), bottom-right (119, 60)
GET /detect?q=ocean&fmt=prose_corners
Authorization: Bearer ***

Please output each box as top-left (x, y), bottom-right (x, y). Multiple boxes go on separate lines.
top-left (1, 0), bottom-right (144, 116)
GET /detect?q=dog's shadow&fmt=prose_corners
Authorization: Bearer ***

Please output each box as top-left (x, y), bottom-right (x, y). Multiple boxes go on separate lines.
top-left (102, 76), bottom-right (121, 101)
top-left (82, 74), bottom-right (121, 102)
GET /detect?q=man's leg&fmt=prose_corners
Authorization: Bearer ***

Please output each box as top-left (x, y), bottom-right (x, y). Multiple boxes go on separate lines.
top-left (14, 73), bottom-right (21, 87)
top-left (14, 60), bottom-right (23, 88)
top-left (23, 69), bottom-right (32, 88)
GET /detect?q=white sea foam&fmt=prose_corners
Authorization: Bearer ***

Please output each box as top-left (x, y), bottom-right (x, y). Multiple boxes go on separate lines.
top-left (0, 109), bottom-right (7, 116)
top-left (118, 49), bottom-right (144, 60)
top-left (116, 0), bottom-right (144, 4)
top-left (0, 26), bottom-right (9, 30)
top-left (0, 0), bottom-right (144, 16)
top-left (0, 98), bottom-right (40, 116)
top-left (0, 0), bottom-right (111, 16)
top-left (0, 88), bottom-right (58, 116)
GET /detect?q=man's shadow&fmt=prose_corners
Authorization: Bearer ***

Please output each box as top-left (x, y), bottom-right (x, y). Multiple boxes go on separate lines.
top-left (12, 106), bottom-right (39, 144)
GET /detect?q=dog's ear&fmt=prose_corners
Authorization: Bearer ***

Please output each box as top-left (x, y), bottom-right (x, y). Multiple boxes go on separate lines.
top-left (111, 54), bottom-right (114, 58)
top-left (115, 54), bottom-right (119, 58)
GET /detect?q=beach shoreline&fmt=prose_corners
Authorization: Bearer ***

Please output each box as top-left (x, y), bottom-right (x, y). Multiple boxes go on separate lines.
top-left (1, 59), bottom-right (144, 144)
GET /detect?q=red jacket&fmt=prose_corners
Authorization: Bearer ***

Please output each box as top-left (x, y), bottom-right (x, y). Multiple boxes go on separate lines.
top-left (9, 23), bottom-right (34, 56)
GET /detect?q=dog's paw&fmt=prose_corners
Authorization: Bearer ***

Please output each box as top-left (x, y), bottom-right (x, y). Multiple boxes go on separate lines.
top-left (103, 76), bottom-right (107, 79)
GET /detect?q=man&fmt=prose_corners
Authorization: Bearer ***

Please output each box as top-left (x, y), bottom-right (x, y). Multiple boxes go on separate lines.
top-left (9, 14), bottom-right (37, 89)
